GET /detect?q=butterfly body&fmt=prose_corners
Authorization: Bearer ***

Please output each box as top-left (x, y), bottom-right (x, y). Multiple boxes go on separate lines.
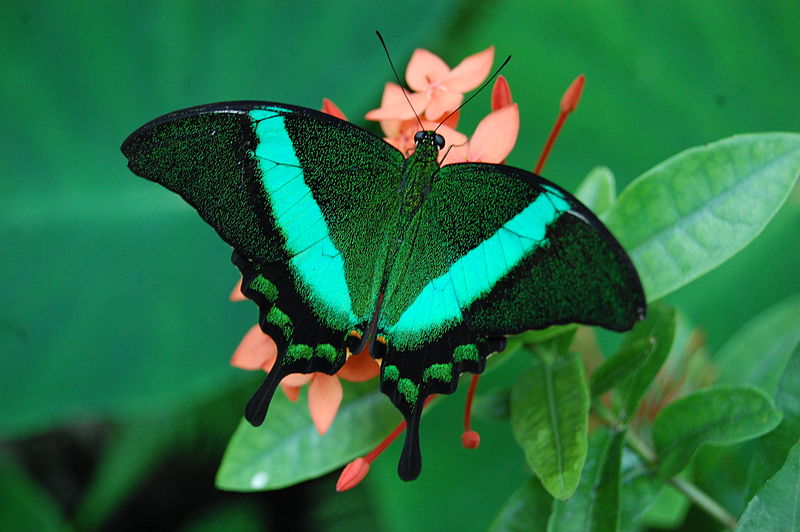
top-left (122, 101), bottom-right (645, 481)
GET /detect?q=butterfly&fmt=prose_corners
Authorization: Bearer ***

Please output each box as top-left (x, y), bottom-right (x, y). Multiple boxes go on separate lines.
top-left (121, 100), bottom-right (645, 481)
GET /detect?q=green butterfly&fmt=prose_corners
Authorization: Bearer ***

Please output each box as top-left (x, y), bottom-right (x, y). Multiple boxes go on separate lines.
top-left (122, 101), bottom-right (645, 480)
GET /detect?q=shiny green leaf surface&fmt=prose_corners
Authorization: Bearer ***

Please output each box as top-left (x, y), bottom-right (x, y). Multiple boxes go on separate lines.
top-left (605, 133), bottom-right (800, 302)
top-left (575, 166), bottom-right (616, 216)
top-left (547, 428), bottom-right (624, 532)
top-left (216, 382), bottom-right (399, 491)
top-left (617, 302), bottom-right (676, 421)
top-left (511, 351), bottom-right (589, 499)
top-left (716, 293), bottom-right (800, 394)
top-left (653, 386), bottom-right (783, 477)
top-left (736, 442), bottom-right (800, 531)
top-left (747, 343), bottom-right (800, 498)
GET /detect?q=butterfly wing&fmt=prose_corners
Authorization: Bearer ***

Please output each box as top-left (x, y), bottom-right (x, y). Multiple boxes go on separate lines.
top-left (122, 101), bottom-right (405, 423)
top-left (378, 162), bottom-right (645, 479)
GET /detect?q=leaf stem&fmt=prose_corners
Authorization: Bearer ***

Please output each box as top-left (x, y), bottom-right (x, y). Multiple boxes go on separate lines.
top-left (591, 404), bottom-right (738, 530)
top-left (670, 476), bottom-right (738, 531)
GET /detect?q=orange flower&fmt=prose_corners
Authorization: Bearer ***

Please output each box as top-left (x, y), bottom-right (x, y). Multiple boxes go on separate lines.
top-left (231, 324), bottom-right (379, 435)
top-left (442, 103), bottom-right (519, 165)
top-left (365, 46), bottom-right (494, 122)
top-left (321, 98), bottom-right (348, 121)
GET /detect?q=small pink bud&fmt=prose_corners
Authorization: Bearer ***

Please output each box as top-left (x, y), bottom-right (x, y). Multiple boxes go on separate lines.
top-left (322, 98), bottom-right (348, 121)
top-left (491, 75), bottom-right (513, 111)
top-left (461, 430), bottom-right (481, 450)
top-left (336, 457), bottom-right (371, 492)
top-left (560, 74), bottom-right (585, 114)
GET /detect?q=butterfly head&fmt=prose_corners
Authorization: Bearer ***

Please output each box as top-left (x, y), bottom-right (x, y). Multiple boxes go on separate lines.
top-left (414, 131), bottom-right (445, 151)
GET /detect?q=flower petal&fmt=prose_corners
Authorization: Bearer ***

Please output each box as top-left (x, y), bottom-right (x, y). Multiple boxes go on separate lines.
top-left (337, 350), bottom-right (379, 382)
top-left (439, 109), bottom-right (460, 131)
top-left (491, 75), bottom-right (513, 111)
top-left (230, 325), bottom-right (276, 370)
top-left (437, 124), bottom-right (469, 165)
top-left (406, 49), bottom-right (450, 92)
top-left (229, 278), bottom-right (247, 302)
top-left (437, 124), bottom-right (468, 148)
top-left (465, 104), bottom-right (519, 163)
top-left (445, 46), bottom-right (495, 93)
top-left (441, 142), bottom-right (470, 165)
top-left (366, 89), bottom-right (428, 122)
top-left (308, 374), bottom-right (343, 435)
top-left (425, 90), bottom-right (463, 121)
top-left (281, 372), bottom-right (313, 387)
top-left (321, 98), bottom-right (348, 121)
top-left (280, 382), bottom-right (301, 402)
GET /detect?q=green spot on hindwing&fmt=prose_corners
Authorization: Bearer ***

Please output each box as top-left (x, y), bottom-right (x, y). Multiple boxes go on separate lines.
top-left (397, 378), bottom-right (419, 405)
top-left (286, 344), bottom-right (313, 361)
top-left (248, 275), bottom-right (278, 302)
top-left (266, 307), bottom-right (292, 339)
top-left (284, 343), bottom-right (339, 364)
top-left (315, 344), bottom-right (338, 364)
top-left (383, 365), bottom-right (400, 382)
top-left (453, 344), bottom-right (479, 363)
top-left (422, 363), bottom-right (453, 383)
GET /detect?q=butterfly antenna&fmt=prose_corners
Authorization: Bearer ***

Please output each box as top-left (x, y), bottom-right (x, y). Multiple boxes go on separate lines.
top-left (376, 31), bottom-right (424, 131)
top-left (435, 55), bottom-right (511, 132)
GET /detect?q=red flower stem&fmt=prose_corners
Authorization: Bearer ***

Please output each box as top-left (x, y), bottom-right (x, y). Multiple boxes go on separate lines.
top-left (364, 420), bottom-right (406, 463)
top-left (534, 74), bottom-right (585, 175)
top-left (364, 395), bottom-right (436, 464)
top-left (534, 112), bottom-right (567, 175)
top-left (463, 374), bottom-right (480, 431)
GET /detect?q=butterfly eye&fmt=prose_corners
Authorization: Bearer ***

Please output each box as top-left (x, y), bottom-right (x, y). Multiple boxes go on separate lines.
top-left (414, 131), bottom-right (425, 143)
top-left (434, 134), bottom-right (445, 149)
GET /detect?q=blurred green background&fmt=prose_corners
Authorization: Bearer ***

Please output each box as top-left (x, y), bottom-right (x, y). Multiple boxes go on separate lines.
top-left (1, 1), bottom-right (798, 530)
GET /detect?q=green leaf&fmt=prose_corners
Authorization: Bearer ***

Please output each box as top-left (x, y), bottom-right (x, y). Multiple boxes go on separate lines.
top-left (489, 477), bottom-right (553, 532)
top-left (0, 458), bottom-right (70, 532)
top-left (716, 293), bottom-right (800, 395)
top-left (638, 483), bottom-right (691, 530)
top-left (747, 342), bottom-right (800, 498)
top-left (516, 324), bottom-right (579, 348)
top-left (547, 428), bottom-right (624, 532)
top-left (590, 336), bottom-right (653, 398)
top-left (736, 442), bottom-right (800, 531)
top-left (618, 448), bottom-right (682, 531)
top-left (652, 385), bottom-right (783, 477)
top-left (616, 447), bottom-right (691, 531)
top-left (617, 302), bottom-right (676, 421)
top-left (604, 133), bottom-right (800, 302)
top-left (216, 381), bottom-right (400, 490)
top-left (575, 166), bottom-right (616, 216)
top-left (511, 351), bottom-right (589, 499)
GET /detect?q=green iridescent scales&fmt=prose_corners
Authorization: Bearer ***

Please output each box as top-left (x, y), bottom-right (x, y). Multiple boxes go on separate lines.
top-left (122, 101), bottom-right (645, 481)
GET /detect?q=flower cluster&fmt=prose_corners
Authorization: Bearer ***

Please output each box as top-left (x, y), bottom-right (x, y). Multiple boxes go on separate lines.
top-left (361, 46), bottom-right (519, 164)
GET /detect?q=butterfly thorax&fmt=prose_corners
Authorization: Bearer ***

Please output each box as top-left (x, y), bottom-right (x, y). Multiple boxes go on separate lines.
top-left (398, 131), bottom-right (443, 213)
top-left (373, 132), bottom-right (445, 327)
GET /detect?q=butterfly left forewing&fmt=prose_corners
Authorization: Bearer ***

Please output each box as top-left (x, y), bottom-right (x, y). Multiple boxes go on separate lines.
top-left (122, 101), bottom-right (405, 423)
